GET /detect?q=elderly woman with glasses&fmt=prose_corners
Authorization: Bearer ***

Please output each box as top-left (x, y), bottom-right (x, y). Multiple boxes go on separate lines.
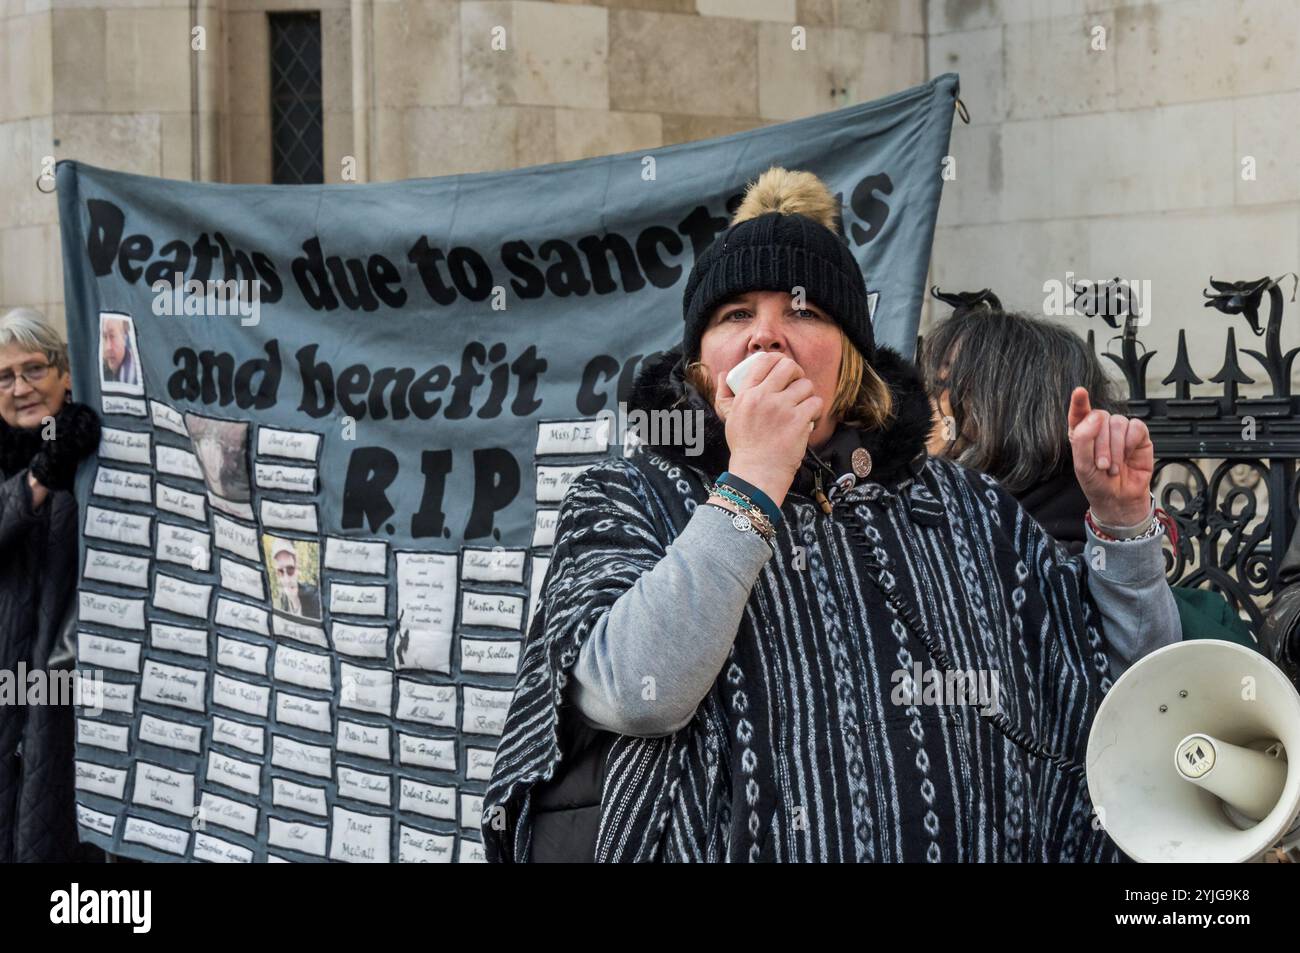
top-left (0, 307), bottom-right (103, 862)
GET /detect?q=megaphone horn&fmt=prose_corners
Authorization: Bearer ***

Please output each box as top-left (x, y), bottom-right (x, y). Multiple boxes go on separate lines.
top-left (1086, 639), bottom-right (1300, 862)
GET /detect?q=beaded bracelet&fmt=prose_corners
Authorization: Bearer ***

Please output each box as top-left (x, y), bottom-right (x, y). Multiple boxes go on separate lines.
top-left (710, 484), bottom-right (775, 538)
top-left (1085, 506), bottom-right (1161, 542)
top-left (716, 471), bottom-right (783, 527)
top-left (704, 500), bottom-right (776, 549)
top-left (712, 486), bottom-right (769, 538)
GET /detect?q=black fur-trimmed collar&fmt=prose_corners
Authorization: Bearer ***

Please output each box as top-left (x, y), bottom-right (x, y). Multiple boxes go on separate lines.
top-left (626, 344), bottom-right (934, 495)
top-left (0, 416), bottom-right (42, 480)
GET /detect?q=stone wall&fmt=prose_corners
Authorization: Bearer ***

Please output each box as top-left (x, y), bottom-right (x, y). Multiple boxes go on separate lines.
top-left (0, 0), bottom-right (926, 329)
top-left (927, 0), bottom-right (1300, 388)
top-left (5, 0), bottom-right (1294, 386)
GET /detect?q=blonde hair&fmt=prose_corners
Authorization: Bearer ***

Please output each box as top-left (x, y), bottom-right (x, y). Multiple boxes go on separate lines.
top-left (685, 327), bottom-right (894, 432)
top-left (687, 166), bottom-right (893, 431)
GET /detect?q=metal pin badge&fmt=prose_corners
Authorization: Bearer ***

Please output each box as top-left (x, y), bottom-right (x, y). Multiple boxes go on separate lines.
top-left (851, 447), bottom-right (873, 480)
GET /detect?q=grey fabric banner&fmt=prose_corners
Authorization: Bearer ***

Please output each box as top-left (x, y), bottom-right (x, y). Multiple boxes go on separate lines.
top-left (56, 74), bottom-right (957, 862)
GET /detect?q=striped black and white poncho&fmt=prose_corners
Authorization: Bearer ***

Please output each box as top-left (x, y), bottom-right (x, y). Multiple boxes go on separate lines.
top-left (483, 345), bottom-right (1123, 862)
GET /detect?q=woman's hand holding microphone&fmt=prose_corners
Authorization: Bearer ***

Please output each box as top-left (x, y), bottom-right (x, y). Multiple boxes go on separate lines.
top-left (713, 351), bottom-right (823, 510)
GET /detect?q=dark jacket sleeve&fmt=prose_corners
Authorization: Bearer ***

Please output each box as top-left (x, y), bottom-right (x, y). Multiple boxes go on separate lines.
top-left (480, 460), bottom-right (669, 862)
top-left (0, 469), bottom-right (41, 553)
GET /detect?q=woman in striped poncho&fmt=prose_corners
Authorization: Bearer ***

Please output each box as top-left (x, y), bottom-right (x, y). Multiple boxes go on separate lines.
top-left (482, 168), bottom-right (1178, 862)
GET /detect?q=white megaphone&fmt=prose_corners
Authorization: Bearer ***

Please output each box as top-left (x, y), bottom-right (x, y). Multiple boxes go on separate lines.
top-left (1086, 639), bottom-right (1300, 862)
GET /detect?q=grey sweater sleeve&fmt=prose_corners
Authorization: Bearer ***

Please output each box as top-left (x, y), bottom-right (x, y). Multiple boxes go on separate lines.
top-left (568, 503), bottom-right (773, 737)
top-left (1082, 521), bottom-right (1182, 680)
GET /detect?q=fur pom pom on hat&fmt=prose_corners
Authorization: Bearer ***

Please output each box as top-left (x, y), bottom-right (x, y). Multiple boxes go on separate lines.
top-left (680, 166), bottom-right (874, 363)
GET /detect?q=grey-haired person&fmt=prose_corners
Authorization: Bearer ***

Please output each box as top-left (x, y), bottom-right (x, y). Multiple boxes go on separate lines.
top-left (0, 307), bottom-right (103, 862)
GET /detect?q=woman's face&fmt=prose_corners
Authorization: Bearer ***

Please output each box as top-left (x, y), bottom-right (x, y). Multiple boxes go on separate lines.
top-left (698, 290), bottom-right (843, 448)
top-left (0, 343), bottom-right (69, 430)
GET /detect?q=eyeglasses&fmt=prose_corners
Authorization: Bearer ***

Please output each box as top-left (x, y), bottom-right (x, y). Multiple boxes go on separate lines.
top-left (276, 564), bottom-right (297, 577)
top-left (0, 362), bottom-right (54, 392)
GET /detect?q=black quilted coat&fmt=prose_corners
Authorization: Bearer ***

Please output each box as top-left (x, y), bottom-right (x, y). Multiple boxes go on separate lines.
top-left (0, 420), bottom-right (99, 862)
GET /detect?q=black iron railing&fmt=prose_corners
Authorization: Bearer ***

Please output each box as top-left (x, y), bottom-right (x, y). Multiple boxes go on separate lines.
top-left (1083, 276), bottom-right (1299, 630)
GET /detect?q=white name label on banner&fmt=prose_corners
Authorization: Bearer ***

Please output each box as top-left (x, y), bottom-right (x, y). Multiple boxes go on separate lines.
top-left (398, 734), bottom-right (456, 771)
top-left (102, 394), bottom-right (146, 417)
top-left (399, 825), bottom-right (454, 863)
top-left (460, 547), bottom-right (527, 584)
top-left (211, 715), bottom-right (264, 756)
top-left (149, 621), bottom-right (208, 657)
top-left (330, 806), bottom-right (391, 863)
top-left (254, 462), bottom-right (318, 494)
top-left (84, 548), bottom-right (150, 589)
top-left (260, 499), bottom-right (318, 533)
top-left (139, 713), bottom-right (204, 753)
top-left (273, 645), bottom-right (333, 691)
top-left (156, 522), bottom-right (210, 570)
top-left (267, 818), bottom-right (326, 857)
top-left (272, 613), bottom-right (328, 648)
top-left (461, 637), bottom-right (521, 675)
top-left (193, 833), bottom-right (253, 863)
top-left (99, 427), bottom-right (151, 465)
top-left (535, 464), bottom-right (592, 503)
top-left (271, 735), bottom-right (332, 778)
top-left (79, 591), bottom-right (146, 632)
top-left (272, 779), bottom-right (327, 817)
top-left (212, 672), bottom-right (270, 718)
top-left (275, 691), bottom-right (333, 734)
top-left (206, 750), bottom-right (262, 797)
top-left (199, 792), bottom-right (259, 835)
top-left (152, 573), bottom-right (213, 620)
top-left (139, 660), bottom-right (206, 712)
top-left (155, 482), bottom-right (206, 522)
top-left (216, 635), bottom-right (269, 676)
top-left (156, 444), bottom-right (205, 482)
top-left (460, 590), bottom-right (524, 631)
top-left (85, 506), bottom-right (152, 548)
top-left (329, 582), bottom-right (387, 617)
top-left (535, 418), bottom-right (610, 455)
top-left (214, 597), bottom-right (269, 636)
top-left (93, 465), bottom-right (152, 503)
top-left (75, 760), bottom-right (128, 799)
top-left (324, 537), bottom-right (388, 575)
top-left (395, 680), bottom-right (456, 727)
top-left (532, 509), bottom-right (558, 547)
top-left (257, 426), bottom-right (320, 461)
top-left (395, 552), bottom-right (457, 634)
top-left (336, 767), bottom-right (391, 807)
top-left (212, 514), bottom-right (260, 561)
top-left (331, 621), bottom-right (388, 659)
top-left (123, 817), bottom-right (190, 856)
top-left (466, 746), bottom-right (497, 781)
top-left (219, 557), bottom-right (264, 600)
top-left (77, 631), bottom-right (142, 672)
top-left (77, 718), bottom-right (130, 752)
top-left (461, 686), bottom-right (514, 736)
top-left (398, 779), bottom-right (456, 820)
top-left (132, 762), bottom-right (195, 817)
top-left (338, 663), bottom-right (393, 716)
top-left (337, 720), bottom-right (390, 761)
top-left (150, 401), bottom-right (188, 436)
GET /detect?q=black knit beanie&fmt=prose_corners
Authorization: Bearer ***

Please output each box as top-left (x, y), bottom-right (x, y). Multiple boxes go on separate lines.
top-left (680, 208), bottom-right (874, 364)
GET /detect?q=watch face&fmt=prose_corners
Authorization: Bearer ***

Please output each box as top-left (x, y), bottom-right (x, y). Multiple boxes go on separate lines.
top-left (731, 513), bottom-right (753, 533)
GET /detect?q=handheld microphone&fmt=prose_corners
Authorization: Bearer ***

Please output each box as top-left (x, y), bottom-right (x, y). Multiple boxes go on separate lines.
top-left (726, 352), bottom-right (769, 394)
